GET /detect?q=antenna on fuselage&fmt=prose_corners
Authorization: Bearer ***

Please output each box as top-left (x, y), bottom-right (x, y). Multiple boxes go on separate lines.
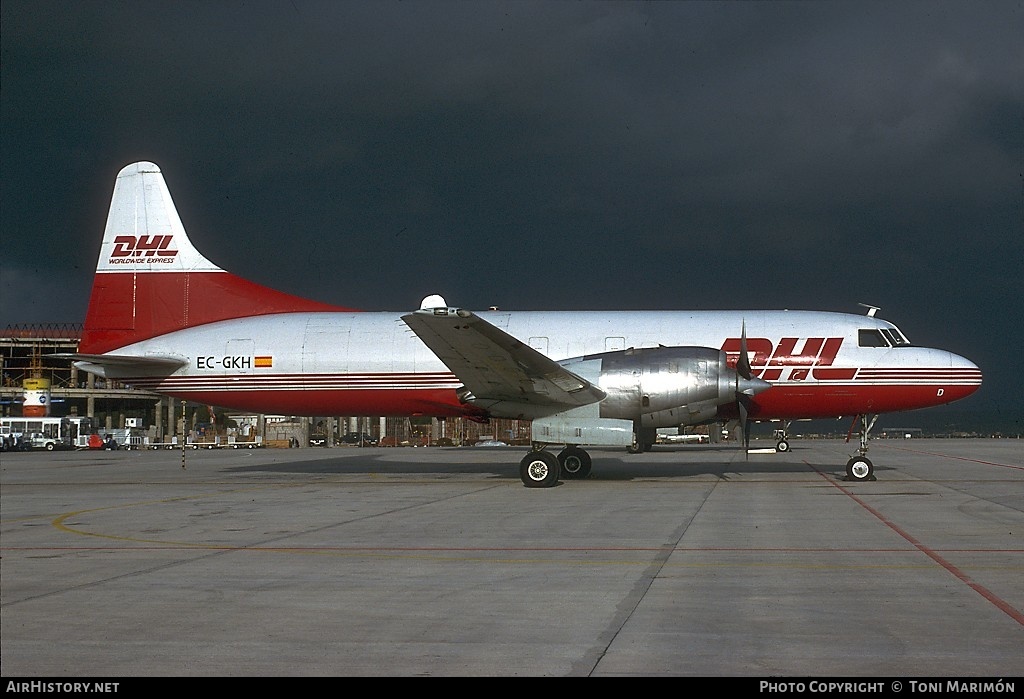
top-left (858, 303), bottom-right (880, 317)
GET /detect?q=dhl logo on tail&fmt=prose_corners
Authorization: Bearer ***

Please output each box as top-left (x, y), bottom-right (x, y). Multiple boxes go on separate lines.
top-left (109, 235), bottom-right (179, 263)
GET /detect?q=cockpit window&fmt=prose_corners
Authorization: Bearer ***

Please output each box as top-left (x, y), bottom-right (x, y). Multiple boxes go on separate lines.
top-left (887, 327), bottom-right (910, 345)
top-left (880, 328), bottom-right (910, 346)
top-left (858, 329), bottom-right (890, 348)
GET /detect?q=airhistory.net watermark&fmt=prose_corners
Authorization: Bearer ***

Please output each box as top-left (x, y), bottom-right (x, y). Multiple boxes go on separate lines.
top-left (5, 682), bottom-right (119, 694)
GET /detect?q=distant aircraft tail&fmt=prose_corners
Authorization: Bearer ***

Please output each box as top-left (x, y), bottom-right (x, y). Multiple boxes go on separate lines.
top-left (79, 162), bottom-right (352, 354)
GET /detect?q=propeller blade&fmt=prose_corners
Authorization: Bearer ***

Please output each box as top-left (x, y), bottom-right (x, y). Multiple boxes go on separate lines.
top-left (734, 320), bottom-right (754, 458)
top-left (744, 410), bottom-right (751, 455)
top-left (738, 396), bottom-right (749, 459)
top-left (737, 320), bottom-right (752, 380)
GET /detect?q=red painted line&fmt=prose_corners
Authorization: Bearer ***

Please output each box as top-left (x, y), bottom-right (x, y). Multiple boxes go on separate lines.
top-left (811, 463), bottom-right (1024, 627)
top-left (4, 544), bottom-right (1021, 554)
top-left (879, 444), bottom-right (1024, 471)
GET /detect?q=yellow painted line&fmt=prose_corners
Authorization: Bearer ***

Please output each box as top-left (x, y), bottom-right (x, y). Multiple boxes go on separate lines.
top-left (51, 484), bottom-right (304, 548)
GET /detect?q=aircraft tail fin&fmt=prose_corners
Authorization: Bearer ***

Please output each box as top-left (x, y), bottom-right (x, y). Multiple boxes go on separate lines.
top-left (80, 162), bottom-right (352, 354)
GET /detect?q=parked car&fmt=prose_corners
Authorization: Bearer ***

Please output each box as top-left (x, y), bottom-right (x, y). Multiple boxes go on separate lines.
top-left (473, 439), bottom-right (509, 447)
top-left (339, 432), bottom-right (378, 446)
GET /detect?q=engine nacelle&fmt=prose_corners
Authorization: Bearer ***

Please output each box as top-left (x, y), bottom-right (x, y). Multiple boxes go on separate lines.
top-left (564, 346), bottom-right (756, 429)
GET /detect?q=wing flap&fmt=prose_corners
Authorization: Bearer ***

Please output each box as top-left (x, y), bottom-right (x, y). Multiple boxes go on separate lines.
top-left (401, 306), bottom-right (605, 418)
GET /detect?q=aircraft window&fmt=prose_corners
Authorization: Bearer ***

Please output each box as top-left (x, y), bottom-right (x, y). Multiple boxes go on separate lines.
top-left (858, 329), bottom-right (890, 348)
top-left (890, 327), bottom-right (911, 345)
top-left (880, 329), bottom-right (909, 346)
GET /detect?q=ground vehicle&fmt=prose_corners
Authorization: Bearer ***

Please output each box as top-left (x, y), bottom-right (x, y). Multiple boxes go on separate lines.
top-left (340, 432), bottom-right (378, 446)
top-left (0, 417), bottom-right (83, 451)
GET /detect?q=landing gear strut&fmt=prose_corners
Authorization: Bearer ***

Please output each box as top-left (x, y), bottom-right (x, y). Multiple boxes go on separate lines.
top-left (627, 426), bottom-right (656, 454)
top-left (845, 413), bottom-right (877, 481)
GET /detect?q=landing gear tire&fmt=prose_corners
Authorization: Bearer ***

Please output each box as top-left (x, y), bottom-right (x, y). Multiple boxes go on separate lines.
top-left (520, 451), bottom-right (561, 488)
top-left (846, 456), bottom-right (875, 482)
top-left (627, 443), bottom-right (654, 454)
top-left (776, 439), bottom-right (790, 453)
top-left (558, 447), bottom-right (592, 480)
top-left (627, 430), bottom-right (655, 454)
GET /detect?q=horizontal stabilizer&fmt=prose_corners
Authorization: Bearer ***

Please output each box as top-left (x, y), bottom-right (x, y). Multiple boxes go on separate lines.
top-left (401, 305), bottom-right (606, 419)
top-left (52, 353), bottom-right (186, 379)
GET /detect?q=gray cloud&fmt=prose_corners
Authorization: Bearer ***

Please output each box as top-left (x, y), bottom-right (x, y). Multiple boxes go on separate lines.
top-left (2, 0), bottom-right (1020, 412)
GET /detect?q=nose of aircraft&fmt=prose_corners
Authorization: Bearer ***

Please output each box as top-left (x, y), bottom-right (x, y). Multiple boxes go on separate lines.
top-left (951, 350), bottom-right (983, 398)
top-left (920, 348), bottom-right (984, 404)
top-left (867, 345), bottom-right (982, 409)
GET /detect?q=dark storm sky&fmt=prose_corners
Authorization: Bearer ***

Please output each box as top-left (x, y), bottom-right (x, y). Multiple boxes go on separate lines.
top-left (1, 1), bottom-right (1021, 413)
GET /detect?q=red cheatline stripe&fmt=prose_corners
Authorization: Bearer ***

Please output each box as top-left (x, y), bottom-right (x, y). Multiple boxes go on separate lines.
top-left (858, 370), bottom-right (982, 378)
top-left (119, 374), bottom-right (463, 392)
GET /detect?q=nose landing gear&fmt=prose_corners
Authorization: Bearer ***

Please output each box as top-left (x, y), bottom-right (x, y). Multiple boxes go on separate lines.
top-left (845, 413), bottom-right (878, 481)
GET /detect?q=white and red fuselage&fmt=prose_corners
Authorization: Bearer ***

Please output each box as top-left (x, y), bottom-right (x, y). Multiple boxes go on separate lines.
top-left (74, 162), bottom-right (982, 426)
top-left (85, 307), bottom-right (981, 422)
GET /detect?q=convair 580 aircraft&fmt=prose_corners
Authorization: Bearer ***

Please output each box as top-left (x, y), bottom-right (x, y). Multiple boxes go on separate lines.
top-left (68, 162), bottom-right (982, 487)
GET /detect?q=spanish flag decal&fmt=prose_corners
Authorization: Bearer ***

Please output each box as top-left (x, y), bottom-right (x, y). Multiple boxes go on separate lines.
top-left (255, 356), bottom-right (273, 368)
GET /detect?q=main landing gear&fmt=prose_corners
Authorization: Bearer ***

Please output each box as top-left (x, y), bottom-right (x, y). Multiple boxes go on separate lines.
top-left (845, 413), bottom-right (878, 482)
top-left (519, 444), bottom-right (594, 487)
top-left (557, 445), bottom-right (592, 479)
top-left (626, 427), bottom-right (656, 454)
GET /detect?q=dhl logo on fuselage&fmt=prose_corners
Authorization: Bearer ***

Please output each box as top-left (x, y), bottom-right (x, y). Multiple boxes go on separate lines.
top-left (721, 337), bottom-right (855, 382)
top-left (108, 235), bottom-right (178, 264)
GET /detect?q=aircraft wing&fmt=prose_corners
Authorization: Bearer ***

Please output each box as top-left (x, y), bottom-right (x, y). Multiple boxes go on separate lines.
top-left (401, 306), bottom-right (606, 419)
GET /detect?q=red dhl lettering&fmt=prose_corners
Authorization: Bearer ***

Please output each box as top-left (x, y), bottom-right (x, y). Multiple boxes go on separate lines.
top-left (721, 337), bottom-right (774, 369)
top-left (721, 336), bottom-right (852, 382)
top-left (770, 338), bottom-right (825, 366)
top-left (110, 235), bottom-right (178, 259)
